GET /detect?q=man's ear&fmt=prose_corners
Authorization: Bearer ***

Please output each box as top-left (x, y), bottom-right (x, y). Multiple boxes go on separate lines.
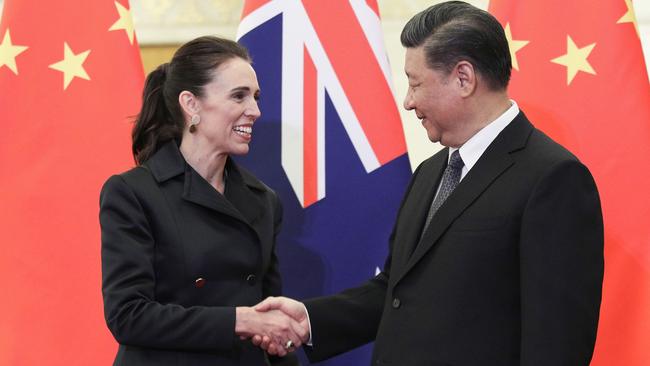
top-left (455, 61), bottom-right (477, 97)
top-left (178, 90), bottom-right (200, 117)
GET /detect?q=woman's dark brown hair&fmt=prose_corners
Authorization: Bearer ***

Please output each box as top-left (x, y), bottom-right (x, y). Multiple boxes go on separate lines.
top-left (131, 36), bottom-right (251, 164)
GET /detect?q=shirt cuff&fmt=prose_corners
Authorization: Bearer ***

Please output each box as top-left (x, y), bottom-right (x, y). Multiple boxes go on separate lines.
top-left (302, 303), bottom-right (313, 346)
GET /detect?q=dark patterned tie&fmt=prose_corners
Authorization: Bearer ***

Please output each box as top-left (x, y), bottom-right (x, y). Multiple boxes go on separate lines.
top-left (421, 150), bottom-right (464, 236)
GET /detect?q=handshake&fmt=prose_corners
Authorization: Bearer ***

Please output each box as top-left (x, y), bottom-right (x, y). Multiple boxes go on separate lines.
top-left (235, 296), bottom-right (310, 357)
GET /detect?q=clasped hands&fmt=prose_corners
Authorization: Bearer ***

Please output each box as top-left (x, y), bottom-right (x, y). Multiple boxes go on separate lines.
top-left (236, 297), bottom-right (309, 356)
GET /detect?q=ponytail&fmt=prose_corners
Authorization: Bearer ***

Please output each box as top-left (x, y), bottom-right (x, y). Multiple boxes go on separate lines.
top-left (131, 63), bottom-right (183, 165)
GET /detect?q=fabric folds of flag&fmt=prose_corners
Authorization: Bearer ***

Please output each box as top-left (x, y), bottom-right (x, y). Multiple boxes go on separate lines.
top-left (0, 0), bottom-right (144, 364)
top-left (237, 1), bottom-right (412, 365)
top-left (489, 1), bottom-right (650, 365)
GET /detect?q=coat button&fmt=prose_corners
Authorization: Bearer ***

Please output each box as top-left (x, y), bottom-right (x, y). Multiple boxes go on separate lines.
top-left (246, 274), bottom-right (257, 286)
top-left (376, 357), bottom-right (391, 365)
top-left (195, 277), bottom-right (206, 288)
top-left (392, 298), bottom-right (401, 309)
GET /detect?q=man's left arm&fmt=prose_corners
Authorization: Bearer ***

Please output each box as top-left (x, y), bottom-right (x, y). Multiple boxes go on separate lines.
top-left (519, 159), bottom-right (604, 365)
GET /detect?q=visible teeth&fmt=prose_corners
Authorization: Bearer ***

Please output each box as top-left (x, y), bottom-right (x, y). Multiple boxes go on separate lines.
top-left (233, 126), bottom-right (252, 134)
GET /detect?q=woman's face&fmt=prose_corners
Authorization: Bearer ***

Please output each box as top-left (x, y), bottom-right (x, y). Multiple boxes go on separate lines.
top-left (195, 57), bottom-right (261, 156)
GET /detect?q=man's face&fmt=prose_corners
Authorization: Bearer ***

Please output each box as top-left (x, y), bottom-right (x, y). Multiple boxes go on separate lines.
top-left (403, 46), bottom-right (464, 147)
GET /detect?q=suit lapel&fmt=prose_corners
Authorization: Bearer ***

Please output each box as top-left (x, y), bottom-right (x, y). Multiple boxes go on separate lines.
top-left (223, 159), bottom-right (266, 231)
top-left (182, 165), bottom-right (250, 223)
top-left (397, 150), bottom-right (448, 265)
top-left (224, 162), bottom-right (274, 271)
top-left (394, 113), bottom-right (533, 285)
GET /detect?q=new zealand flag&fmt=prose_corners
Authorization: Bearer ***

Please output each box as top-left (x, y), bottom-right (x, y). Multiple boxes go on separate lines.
top-left (236, 1), bottom-right (412, 364)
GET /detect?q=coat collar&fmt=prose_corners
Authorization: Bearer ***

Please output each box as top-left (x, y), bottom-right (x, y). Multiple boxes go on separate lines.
top-left (144, 141), bottom-right (268, 229)
top-left (394, 112), bottom-right (533, 284)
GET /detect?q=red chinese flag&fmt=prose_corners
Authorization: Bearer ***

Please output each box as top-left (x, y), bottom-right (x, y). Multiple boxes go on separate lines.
top-left (489, 1), bottom-right (650, 365)
top-left (0, 0), bottom-right (143, 364)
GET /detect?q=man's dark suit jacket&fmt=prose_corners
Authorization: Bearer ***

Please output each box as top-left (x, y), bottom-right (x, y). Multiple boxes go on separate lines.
top-left (304, 112), bottom-right (604, 366)
top-left (100, 141), bottom-right (297, 366)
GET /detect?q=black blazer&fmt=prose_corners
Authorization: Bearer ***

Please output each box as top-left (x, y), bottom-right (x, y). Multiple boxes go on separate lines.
top-left (100, 142), bottom-right (297, 366)
top-left (304, 112), bottom-right (604, 366)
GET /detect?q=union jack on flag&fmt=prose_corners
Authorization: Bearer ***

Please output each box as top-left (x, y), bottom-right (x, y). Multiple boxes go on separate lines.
top-left (236, 1), bottom-right (412, 364)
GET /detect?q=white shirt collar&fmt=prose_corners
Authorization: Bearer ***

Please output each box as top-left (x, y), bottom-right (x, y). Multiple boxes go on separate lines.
top-left (449, 100), bottom-right (520, 179)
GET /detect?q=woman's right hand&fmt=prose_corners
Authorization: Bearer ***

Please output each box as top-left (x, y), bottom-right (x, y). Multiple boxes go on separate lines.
top-left (235, 306), bottom-right (305, 356)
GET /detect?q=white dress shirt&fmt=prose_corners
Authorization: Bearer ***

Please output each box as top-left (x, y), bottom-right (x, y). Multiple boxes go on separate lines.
top-left (437, 100), bottom-right (519, 199)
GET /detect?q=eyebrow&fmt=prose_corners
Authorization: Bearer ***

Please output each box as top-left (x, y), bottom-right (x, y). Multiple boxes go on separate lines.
top-left (230, 86), bottom-right (259, 94)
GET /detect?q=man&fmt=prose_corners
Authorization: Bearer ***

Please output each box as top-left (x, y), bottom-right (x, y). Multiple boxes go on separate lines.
top-left (256, 2), bottom-right (604, 365)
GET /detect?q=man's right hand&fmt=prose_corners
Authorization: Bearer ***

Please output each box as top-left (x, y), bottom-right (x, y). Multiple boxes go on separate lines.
top-left (252, 296), bottom-right (311, 355)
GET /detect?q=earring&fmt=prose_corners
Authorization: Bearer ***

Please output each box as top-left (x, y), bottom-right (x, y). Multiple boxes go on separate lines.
top-left (189, 114), bottom-right (200, 133)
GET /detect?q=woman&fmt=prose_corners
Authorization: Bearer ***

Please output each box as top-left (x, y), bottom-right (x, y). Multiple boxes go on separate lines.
top-left (99, 36), bottom-right (304, 365)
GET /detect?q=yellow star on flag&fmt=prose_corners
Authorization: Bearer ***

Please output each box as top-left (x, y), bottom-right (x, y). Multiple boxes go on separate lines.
top-left (0, 29), bottom-right (29, 75)
top-left (617, 0), bottom-right (640, 38)
top-left (551, 35), bottom-right (596, 85)
top-left (504, 22), bottom-right (529, 71)
top-left (49, 42), bottom-right (91, 90)
top-left (109, 1), bottom-right (136, 44)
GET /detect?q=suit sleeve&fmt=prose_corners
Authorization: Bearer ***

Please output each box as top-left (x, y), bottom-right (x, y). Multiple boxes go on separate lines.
top-left (100, 175), bottom-right (236, 352)
top-left (302, 270), bottom-right (387, 362)
top-left (302, 163), bottom-right (424, 362)
top-left (519, 160), bottom-right (604, 365)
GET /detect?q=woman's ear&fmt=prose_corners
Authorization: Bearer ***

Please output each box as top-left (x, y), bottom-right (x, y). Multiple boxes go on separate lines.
top-left (178, 90), bottom-right (200, 117)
